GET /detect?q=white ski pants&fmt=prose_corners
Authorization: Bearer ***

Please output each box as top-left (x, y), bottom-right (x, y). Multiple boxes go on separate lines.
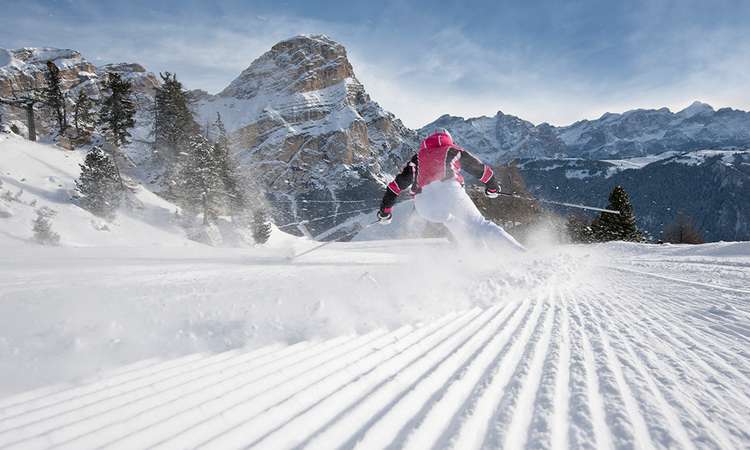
top-left (414, 180), bottom-right (526, 252)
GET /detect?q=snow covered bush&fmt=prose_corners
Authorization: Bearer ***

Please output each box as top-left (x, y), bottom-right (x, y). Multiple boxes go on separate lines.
top-left (0, 201), bottom-right (12, 218)
top-left (1, 188), bottom-right (23, 203)
top-left (32, 207), bottom-right (60, 245)
top-left (186, 222), bottom-right (223, 246)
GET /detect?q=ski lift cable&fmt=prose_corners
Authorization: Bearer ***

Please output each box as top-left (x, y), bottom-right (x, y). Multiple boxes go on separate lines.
top-left (274, 198), bottom-right (415, 230)
top-left (290, 220), bottom-right (380, 260)
top-left (275, 185), bottom-right (618, 232)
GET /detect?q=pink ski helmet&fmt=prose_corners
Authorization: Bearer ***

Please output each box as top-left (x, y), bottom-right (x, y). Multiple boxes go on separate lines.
top-left (421, 128), bottom-right (455, 150)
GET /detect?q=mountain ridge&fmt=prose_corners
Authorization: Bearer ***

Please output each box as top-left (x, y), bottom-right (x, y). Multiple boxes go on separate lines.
top-left (421, 101), bottom-right (750, 162)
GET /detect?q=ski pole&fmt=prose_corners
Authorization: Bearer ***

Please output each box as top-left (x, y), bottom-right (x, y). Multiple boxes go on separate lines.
top-left (531, 196), bottom-right (621, 215)
top-left (289, 220), bottom-right (380, 260)
top-left (473, 188), bottom-right (620, 215)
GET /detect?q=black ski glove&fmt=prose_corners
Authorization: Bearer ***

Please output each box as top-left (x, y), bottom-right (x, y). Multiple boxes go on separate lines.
top-left (377, 208), bottom-right (392, 224)
top-left (485, 184), bottom-right (500, 198)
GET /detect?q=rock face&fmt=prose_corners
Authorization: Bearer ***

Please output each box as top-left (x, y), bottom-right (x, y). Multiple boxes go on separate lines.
top-left (194, 35), bottom-right (418, 234)
top-left (422, 101), bottom-right (750, 162)
top-left (0, 48), bottom-right (96, 98)
top-left (0, 47), bottom-right (159, 135)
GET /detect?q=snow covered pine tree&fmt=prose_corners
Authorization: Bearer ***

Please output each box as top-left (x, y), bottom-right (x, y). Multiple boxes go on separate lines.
top-left (42, 60), bottom-right (68, 135)
top-left (72, 91), bottom-right (96, 142)
top-left (252, 209), bottom-right (272, 244)
top-left (75, 147), bottom-right (122, 219)
top-left (176, 134), bottom-right (226, 225)
top-left (212, 112), bottom-right (247, 221)
top-left (98, 72), bottom-right (136, 148)
top-left (152, 72), bottom-right (198, 183)
top-left (98, 71), bottom-right (136, 189)
top-left (592, 185), bottom-right (643, 242)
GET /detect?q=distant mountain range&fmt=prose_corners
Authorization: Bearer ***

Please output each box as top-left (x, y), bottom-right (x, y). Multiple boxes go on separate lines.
top-left (2, 38), bottom-right (749, 241)
top-left (516, 150), bottom-right (750, 241)
top-left (421, 102), bottom-right (750, 163)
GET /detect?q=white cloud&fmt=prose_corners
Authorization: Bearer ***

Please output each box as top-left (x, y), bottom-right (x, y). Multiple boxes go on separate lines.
top-left (3, 2), bottom-right (749, 129)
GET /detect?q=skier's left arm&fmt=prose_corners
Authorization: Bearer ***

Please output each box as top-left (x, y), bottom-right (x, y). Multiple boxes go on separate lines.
top-left (457, 148), bottom-right (500, 196)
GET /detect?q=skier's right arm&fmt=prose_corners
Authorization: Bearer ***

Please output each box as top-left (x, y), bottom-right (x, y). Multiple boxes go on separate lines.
top-left (379, 154), bottom-right (418, 218)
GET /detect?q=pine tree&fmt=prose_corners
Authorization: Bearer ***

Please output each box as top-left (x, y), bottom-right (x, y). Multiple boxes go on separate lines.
top-left (72, 90), bottom-right (96, 139)
top-left (75, 147), bottom-right (123, 218)
top-left (152, 72), bottom-right (198, 164)
top-left (663, 212), bottom-right (704, 244)
top-left (176, 134), bottom-right (225, 224)
top-left (98, 72), bottom-right (136, 190)
top-left (43, 60), bottom-right (67, 134)
top-left (592, 185), bottom-right (642, 242)
top-left (566, 214), bottom-right (595, 243)
top-left (98, 72), bottom-right (136, 148)
top-left (212, 113), bottom-right (247, 220)
top-left (252, 208), bottom-right (272, 244)
top-left (32, 207), bottom-right (60, 245)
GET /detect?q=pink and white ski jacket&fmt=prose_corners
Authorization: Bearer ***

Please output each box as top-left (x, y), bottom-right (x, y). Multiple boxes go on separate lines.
top-left (380, 130), bottom-right (497, 213)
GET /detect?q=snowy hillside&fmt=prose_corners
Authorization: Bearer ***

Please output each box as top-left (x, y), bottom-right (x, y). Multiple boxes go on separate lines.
top-left (0, 134), bottom-right (196, 247)
top-left (0, 238), bottom-right (748, 449)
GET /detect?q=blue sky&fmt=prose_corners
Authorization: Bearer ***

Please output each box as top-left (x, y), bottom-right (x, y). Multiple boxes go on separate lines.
top-left (2, 0), bottom-right (749, 127)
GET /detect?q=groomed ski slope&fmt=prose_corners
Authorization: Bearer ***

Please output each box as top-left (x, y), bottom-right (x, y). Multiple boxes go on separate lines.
top-left (1, 240), bottom-right (748, 449)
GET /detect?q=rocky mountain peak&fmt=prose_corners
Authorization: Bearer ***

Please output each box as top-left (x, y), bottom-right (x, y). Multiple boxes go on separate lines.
top-left (677, 100), bottom-right (715, 118)
top-left (193, 35), bottom-right (417, 234)
top-left (218, 34), bottom-right (355, 99)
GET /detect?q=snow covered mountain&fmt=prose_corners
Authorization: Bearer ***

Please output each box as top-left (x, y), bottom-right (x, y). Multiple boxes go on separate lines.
top-left (423, 101), bottom-right (750, 162)
top-left (193, 35), bottom-right (418, 235)
top-left (517, 149), bottom-right (750, 241)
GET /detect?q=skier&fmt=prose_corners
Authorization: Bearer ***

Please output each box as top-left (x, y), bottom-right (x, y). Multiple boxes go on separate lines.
top-left (377, 128), bottom-right (526, 252)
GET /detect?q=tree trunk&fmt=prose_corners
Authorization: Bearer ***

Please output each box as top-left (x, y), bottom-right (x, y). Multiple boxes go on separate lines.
top-left (202, 193), bottom-right (209, 225)
top-left (26, 103), bottom-right (36, 141)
